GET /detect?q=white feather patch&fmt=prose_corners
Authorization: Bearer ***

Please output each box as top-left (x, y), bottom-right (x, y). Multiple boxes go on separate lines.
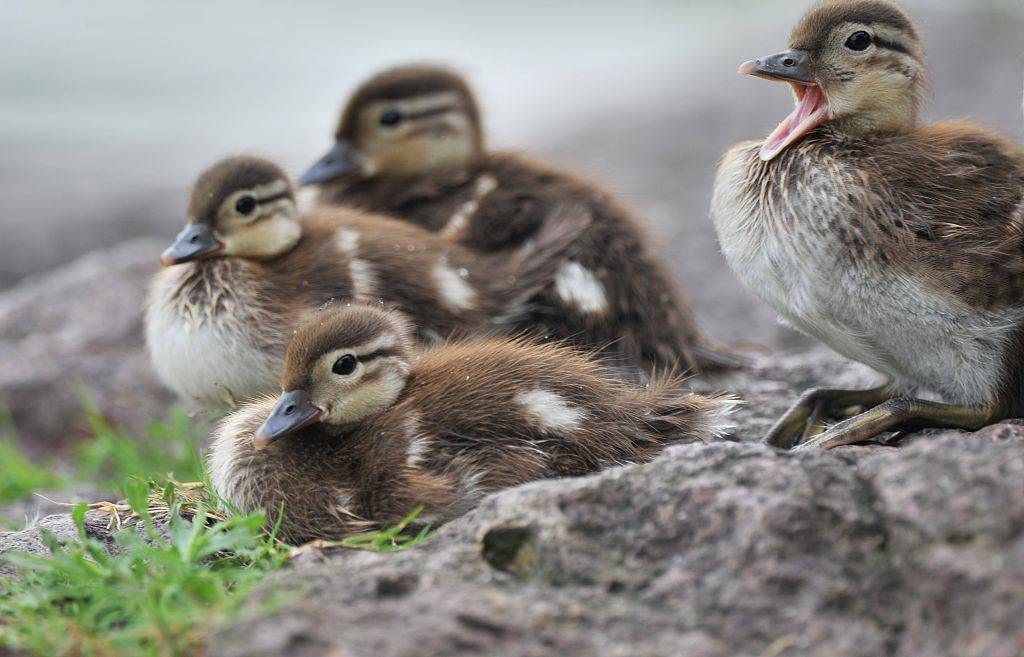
top-left (515, 388), bottom-right (586, 433)
top-left (432, 261), bottom-right (477, 311)
top-left (555, 261), bottom-right (608, 315)
top-left (336, 228), bottom-right (360, 256)
top-left (440, 174), bottom-right (498, 238)
top-left (350, 259), bottom-right (377, 301)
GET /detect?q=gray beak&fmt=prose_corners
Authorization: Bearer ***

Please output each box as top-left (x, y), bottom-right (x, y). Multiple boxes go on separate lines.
top-left (299, 140), bottom-right (365, 186)
top-left (160, 223), bottom-right (224, 266)
top-left (252, 390), bottom-right (324, 450)
top-left (738, 49), bottom-right (815, 85)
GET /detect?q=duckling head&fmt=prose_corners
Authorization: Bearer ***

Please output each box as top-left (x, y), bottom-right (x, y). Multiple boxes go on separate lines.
top-left (299, 64), bottom-right (482, 186)
top-left (160, 156), bottom-right (301, 266)
top-left (739, 0), bottom-right (925, 160)
top-left (252, 305), bottom-right (415, 450)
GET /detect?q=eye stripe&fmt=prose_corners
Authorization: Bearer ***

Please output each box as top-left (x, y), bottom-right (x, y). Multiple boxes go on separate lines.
top-left (872, 35), bottom-right (911, 56)
top-left (360, 347), bottom-right (400, 363)
top-left (257, 190), bottom-right (292, 205)
top-left (405, 105), bottom-right (459, 121)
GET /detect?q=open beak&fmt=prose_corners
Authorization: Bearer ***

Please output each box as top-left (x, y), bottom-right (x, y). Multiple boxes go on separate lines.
top-left (299, 140), bottom-right (365, 186)
top-left (252, 390), bottom-right (324, 450)
top-left (739, 50), bottom-right (830, 161)
top-left (160, 224), bottom-right (224, 266)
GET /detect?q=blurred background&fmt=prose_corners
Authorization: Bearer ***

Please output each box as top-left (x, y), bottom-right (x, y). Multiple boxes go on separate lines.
top-left (2, 0), bottom-right (1022, 349)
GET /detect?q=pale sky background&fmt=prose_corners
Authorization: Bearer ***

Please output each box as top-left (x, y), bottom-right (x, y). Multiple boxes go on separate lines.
top-left (1, 0), bottom-right (1021, 344)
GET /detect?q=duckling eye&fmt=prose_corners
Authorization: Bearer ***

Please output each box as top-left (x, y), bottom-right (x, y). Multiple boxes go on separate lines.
top-left (379, 110), bottom-right (404, 128)
top-left (235, 195), bottom-right (257, 215)
top-left (332, 354), bottom-right (358, 376)
top-left (845, 31), bottom-right (872, 51)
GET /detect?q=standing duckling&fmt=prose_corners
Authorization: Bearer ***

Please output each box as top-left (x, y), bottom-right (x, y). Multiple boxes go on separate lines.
top-left (712, 0), bottom-right (1024, 448)
top-left (209, 304), bottom-right (734, 544)
top-left (146, 156), bottom-right (579, 407)
top-left (299, 64), bottom-right (736, 378)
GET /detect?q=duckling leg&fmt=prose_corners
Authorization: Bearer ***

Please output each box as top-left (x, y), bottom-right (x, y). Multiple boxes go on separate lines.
top-left (764, 384), bottom-right (893, 448)
top-left (796, 399), bottom-right (996, 450)
top-left (800, 399), bottom-right (828, 442)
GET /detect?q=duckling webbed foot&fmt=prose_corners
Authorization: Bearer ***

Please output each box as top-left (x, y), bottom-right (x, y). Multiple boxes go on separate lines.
top-left (796, 398), bottom-right (995, 450)
top-left (764, 384), bottom-right (893, 448)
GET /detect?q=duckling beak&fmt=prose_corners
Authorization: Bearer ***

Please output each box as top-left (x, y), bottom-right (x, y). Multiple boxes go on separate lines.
top-left (738, 50), bottom-right (829, 162)
top-left (253, 390), bottom-right (324, 450)
top-left (299, 140), bottom-right (365, 186)
top-left (160, 224), bottom-right (224, 266)
top-left (738, 49), bottom-right (815, 85)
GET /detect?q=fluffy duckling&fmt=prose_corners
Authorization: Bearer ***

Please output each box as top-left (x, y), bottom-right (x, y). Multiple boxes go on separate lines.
top-left (208, 305), bottom-right (734, 544)
top-left (146, 156), bottom-right (578, 407)
top-left (712, 0), bottom-right (1024, 448)
top-left (299, 64), bottom-right (736, 378)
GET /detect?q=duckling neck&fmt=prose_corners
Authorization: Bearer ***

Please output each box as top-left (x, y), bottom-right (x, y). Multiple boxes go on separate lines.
top-left (323, 159), bottom-right (485, 212)
top-left (166, 258), bottom-right (265, 322)
top-left (828, 102), bottom-right (920, 139)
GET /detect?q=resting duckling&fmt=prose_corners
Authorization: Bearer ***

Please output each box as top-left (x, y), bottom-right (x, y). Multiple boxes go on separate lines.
top-left (146, 156), bottom-right (577, 407)
top-left (712, 0), bottom-right (1024, 448)
top-left (208, 304), bottom-right (734, 544)
top-left (299, 64), bottom-right (737, 377)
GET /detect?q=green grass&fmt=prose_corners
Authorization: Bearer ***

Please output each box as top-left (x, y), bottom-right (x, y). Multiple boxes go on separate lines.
top-left (0, 398), bottom-right (205, 508)
top-left (0, 489), bottom-right (289, 657)
top-left (73, 399), bottom-right (206, 495)
top-left (0, 400), bottom-right (435, 657)
top-left (0, 408), bottom-right (63, 505)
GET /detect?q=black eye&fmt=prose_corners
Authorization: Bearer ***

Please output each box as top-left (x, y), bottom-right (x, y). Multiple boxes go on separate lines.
top-left (845, 31), bottom-right (872, 51)
top-left (235, 195), bottom-right (257, 215)
top-left (332, 354), bottom-right (358, 376)
top-left (379, 110), bottom-right (404, 127)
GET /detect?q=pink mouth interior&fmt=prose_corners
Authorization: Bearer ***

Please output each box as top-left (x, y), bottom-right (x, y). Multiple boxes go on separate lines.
top-left (759, 84), bottom-right (829, 161)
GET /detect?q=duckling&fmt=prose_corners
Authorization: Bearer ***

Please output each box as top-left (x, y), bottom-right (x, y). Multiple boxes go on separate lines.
top-left (146, 156), bottom-right (580, 407)
top-left (711, 0), bottom-right (1024, 449)
top-left (299, 64), bottom-right (737, 378)
top-left (208, 304), bottom-right (734, 544)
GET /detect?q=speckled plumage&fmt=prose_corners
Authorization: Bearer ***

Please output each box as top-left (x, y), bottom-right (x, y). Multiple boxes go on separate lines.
top-left (305, 65), bottom-right (732, 377)
top-left (209, 305), bottom-right (735, 544)
top-left (146, 157), bottom-right (581, 406)
top-left (713, 0), bottom-right (1024, 445)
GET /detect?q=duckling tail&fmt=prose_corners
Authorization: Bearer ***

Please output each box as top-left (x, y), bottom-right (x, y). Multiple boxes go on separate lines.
top-left (643, 376), bottom-right (741, 444)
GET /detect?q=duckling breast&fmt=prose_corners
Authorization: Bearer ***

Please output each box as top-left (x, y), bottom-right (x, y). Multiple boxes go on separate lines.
top-left (712, 138), bottom-right (1016, 406)
top-left (144, 264), bottom-right (285, 406)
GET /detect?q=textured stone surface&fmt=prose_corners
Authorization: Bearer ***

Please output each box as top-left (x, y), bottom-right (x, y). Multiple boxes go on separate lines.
top-left (1, 339), bottom-right (1022, 657)
top-left (0, 510), bottom-right (122, 581)
top-left (0, 239), bottom-right (174, 454)
top-left (205, 428), bottom-right (1024, 657)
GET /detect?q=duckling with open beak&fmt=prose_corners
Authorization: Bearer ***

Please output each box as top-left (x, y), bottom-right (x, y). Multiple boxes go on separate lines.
top-left (712, 0), bottom-right (1024, 449)
top-left (209, 304), bottom-right (736, 544)
top-left (299, 64), bottom-right (739, 379)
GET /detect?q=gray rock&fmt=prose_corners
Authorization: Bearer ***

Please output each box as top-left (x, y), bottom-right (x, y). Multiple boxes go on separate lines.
top-left (0, 510), bottom-right (121, 581)
top-left (1, 329), bottom-right (1021, 657)
top-left (0, 239), bottom-right (174, 454)
top-left (207, 427), bottom-right (1024, 657)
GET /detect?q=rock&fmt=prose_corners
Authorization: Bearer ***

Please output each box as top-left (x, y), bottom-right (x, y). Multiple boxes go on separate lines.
top-left (0, 239), bottom-right (174, 454)
top-left (0, 510), bottom-right (122, 581)
top-left (1, 336), bottom-right (1021, 657)
top-left (207, 428), bottom-right (1024, 657)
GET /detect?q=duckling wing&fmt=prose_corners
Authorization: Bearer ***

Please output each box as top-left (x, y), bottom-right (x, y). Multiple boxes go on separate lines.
top-left (872, 121), bottom-right (1024, 309)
